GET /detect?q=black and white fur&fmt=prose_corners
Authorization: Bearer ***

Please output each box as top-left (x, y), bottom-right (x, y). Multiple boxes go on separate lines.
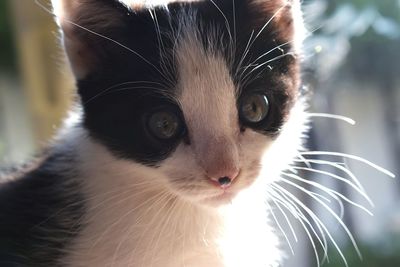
top-left (0, 0), bottom-right (309, 266)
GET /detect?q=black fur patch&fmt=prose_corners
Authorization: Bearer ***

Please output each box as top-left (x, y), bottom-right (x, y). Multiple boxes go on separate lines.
top-left (73, 0), bottom-right (300, 164)
top-left (0, 152), bottom-right (85, 266)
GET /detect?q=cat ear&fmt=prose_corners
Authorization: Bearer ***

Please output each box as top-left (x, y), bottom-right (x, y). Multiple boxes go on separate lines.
top-left (52, 0), bottom-right (130, 79)
top-left (252, 0), bottom-right (305, 50)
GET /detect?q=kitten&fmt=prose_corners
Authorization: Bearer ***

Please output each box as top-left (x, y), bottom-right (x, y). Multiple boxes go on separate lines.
top-left (0, 0), bottom-right (308, 266)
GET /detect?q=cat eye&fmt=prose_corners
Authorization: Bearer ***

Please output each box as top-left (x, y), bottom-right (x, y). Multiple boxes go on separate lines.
top-left (147, 110), bottom-right (182, 140)
top-left (239, 94), bottom-right (270, 124)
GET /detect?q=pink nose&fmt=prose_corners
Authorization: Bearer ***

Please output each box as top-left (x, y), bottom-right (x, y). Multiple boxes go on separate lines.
top-left (208, 170), bottom-right (239, 189)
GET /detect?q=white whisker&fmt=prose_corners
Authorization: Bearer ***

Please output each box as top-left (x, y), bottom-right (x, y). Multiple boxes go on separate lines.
top-left (91, 190), bottom-right (169, 251)
top-left (300, 151), bottom-right (395, 178)
top-left (270, 186), bottom-right (331, 262)
top-left (290, 166), bottom-right (374, 207)
top-left (293, 158), bottom-right (372, 206)
top-left (296, 153), bottom-right (313, 169)
top-left (273, 184), bottom-right (349, 267)
top-left (241, 52), bottom-right (296, 83)
top-left (307, 113), bottom-right (356, 125)
top-left (253, 4), bottom-right (289, 43)
top-left (85, 85), bottom-right (172, 104)
top-left (268, 194), bottom-right (299, 243)
top-left (282, 173), bottom-right (373, 216)
top-left (266, 199), bottom-right (295, 255)
top-left (236, 3), bottom-right (288, 83)
top-left (270, 186), bottom-right (326, 267)
top-left (209, 0), bottom-right (233, 44)
top-left (278, 178), bottom-right (362, 262)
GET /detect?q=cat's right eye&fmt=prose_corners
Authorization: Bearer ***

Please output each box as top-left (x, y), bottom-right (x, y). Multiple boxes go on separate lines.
top-left (147, 110), bottom-right (183, 140)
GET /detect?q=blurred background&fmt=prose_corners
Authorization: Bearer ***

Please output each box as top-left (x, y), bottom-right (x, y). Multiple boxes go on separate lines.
top-left (0, 0), bottom-right (399, 266)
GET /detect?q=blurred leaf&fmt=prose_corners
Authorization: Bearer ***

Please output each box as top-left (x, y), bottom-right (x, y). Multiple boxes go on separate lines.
top-left (0, 0), bottom-right (17, 73)
top-left (305, 0), bottom-right (400, 80)
top-left (321, 236), bottom-right (400, 267)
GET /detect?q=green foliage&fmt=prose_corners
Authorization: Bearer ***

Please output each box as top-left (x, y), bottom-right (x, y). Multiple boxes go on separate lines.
top-left (0, 1), bottom-right (17, 73)
top-left (305, 0), bottom-right (400, 81)
top-left (322, 0), bottom-right (400, 22)
top-left (321, 237), bottom-right (400, 267)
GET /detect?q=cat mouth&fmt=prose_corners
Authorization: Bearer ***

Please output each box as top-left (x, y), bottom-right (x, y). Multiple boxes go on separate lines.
top-left (201, 190), bottom-right (238, 205)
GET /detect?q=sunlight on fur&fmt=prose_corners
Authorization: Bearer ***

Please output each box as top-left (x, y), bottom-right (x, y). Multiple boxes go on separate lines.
top-left (1, 1), bottom-right (394, 267)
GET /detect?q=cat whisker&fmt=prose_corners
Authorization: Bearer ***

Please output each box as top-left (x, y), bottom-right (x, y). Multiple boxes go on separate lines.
top-left (122, 193), bottom-right (175, 267)
top-left (270, 186), bottom-right (330, 257)
top-left (238, 41), bottom-right (293, 77)
top-left (180, 201), bottom-right (189, 267)
top-left (251, 52), bottom-right (296, 72)
top-left (84, 82), bottom-right (169, 104)
top-left (269, 186), bottom-right (327, 267)
top-left (238, 24), bottom-right (322, 86)
top-left (234, 30), bottom-right (254, 81)
top-left (296, 153), bottom-right (313, 169)
top-left (292, 158), bottom-right (371, 204)
top-left (209, 0), bottom-right (234, 46)
top-left (267, 192), bottom-right (299, 243)
top-left (272, 184), bottom-right (349, 267)
top-left (127, 192), bottom-right (173, 265)
top-left (148, 196), bottom-right (180, 267)
top-left (89, 190), bottom-right (170, 251)
top-left (251, 4), bottom-right (290, 50)
top-left (143, 193), bottom-right (176, 266)
top-left (239, 52), bottom-right (296, 87)
top-left (253, 41), bottom-right (292, 64)
top-left (122, 192), bottom-right (175, 266)
top-left (69, 186), bottom-right (156, 234)
top-left (300, 151), bottom-right (396, 178)
top-left (149, 9), bottom-right (167, 59)
top-left (86, 86), bottom-right (177, 105)
top-left (85, 186), bottom-right (157, 220)
top-left (281, 173), bottom-right (373, 216)
top-left (232, 0), bottom-right (237, 49)
top-left (33, 179), bottom-right (156, 231)
top-left (265, 199), bottom-right (296, 255)
top-left (239, 34), bottom-right (311, 80)
top-left (235, 2), bottom-right (289, 80)
top-left (277, 178), bottom-right (362, 264)
top-left (288, 166), bottom-right (373, 207)
top-left (149, 9), bottom-right (177, 87)
top-left (306, 113), bottom-right (356, 125)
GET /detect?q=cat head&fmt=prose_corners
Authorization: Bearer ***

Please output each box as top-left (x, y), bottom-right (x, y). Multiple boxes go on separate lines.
top-left (53, 0), bottom-right (306, 206)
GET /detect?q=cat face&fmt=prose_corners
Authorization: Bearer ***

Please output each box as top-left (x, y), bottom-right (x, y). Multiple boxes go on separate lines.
top-left (54, 0), bottom-right (306, 206)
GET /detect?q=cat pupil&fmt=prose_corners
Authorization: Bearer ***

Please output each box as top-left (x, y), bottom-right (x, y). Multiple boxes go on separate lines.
top-left (148, 111), bottom-right (180, 139)
top-left (251, 103), bottom-right (258, 113)
top-left (240, 94), bottom-right (269, 124)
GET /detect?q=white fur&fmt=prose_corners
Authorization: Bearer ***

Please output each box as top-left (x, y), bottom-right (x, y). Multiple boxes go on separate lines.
top-left (175, 21), bottom-right (240, 181)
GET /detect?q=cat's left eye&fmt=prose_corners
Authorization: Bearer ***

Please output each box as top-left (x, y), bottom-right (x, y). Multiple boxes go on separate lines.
top-left (147, 110), bottom-right (182, 140)
top-left (239, 93), bottom-right (270, 124)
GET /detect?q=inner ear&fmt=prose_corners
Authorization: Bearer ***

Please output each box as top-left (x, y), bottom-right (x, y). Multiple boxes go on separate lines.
top-left (52, 0), bottom-right (131, 79)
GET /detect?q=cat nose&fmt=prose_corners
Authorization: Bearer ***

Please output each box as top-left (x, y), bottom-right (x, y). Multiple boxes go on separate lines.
top-left (208, 170), bottom-right (239, 189)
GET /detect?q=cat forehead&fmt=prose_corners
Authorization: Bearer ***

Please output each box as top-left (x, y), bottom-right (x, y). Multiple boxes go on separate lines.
top-left (63, 0), bottom-right (300, 83)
